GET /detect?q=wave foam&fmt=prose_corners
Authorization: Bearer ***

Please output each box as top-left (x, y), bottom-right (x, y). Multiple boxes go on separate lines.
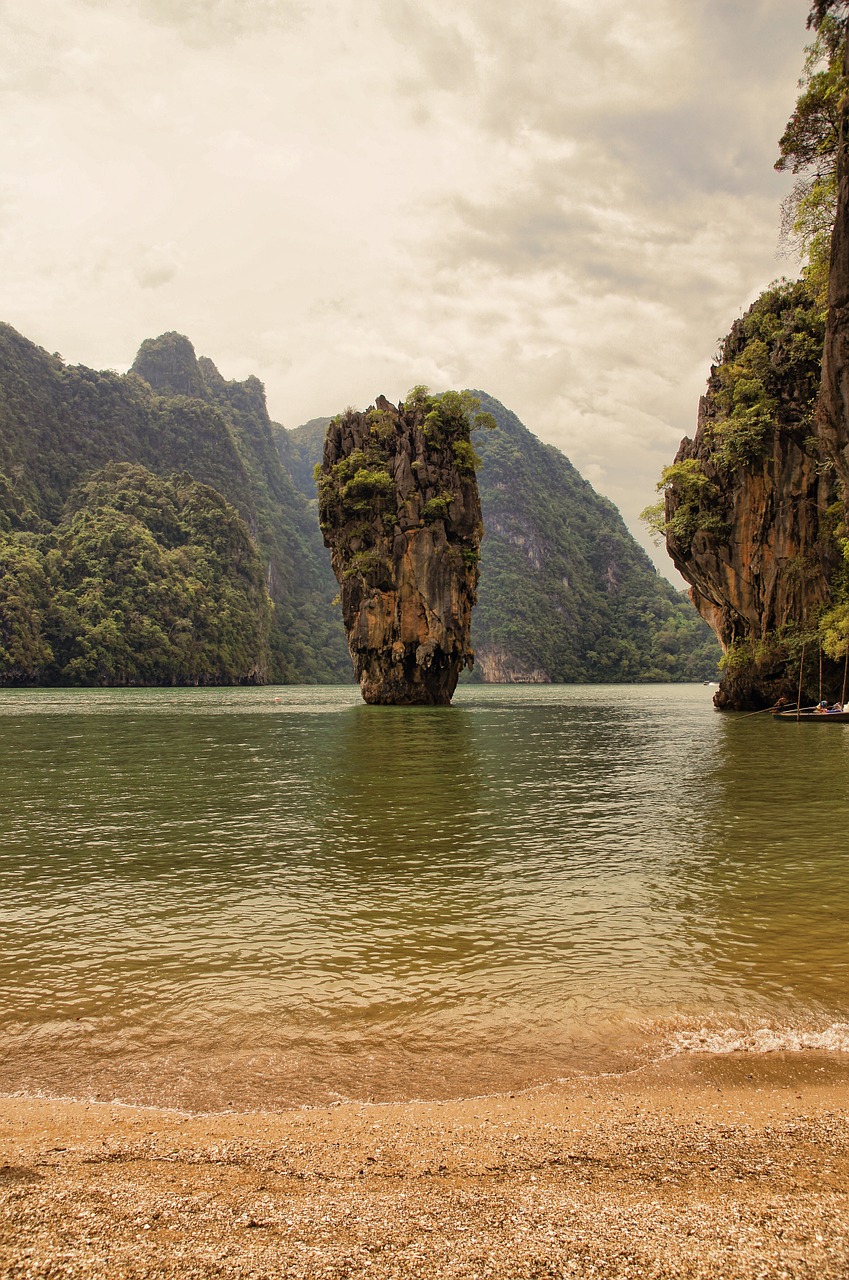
top-left (669, 1022), bottom-right (849, 1056)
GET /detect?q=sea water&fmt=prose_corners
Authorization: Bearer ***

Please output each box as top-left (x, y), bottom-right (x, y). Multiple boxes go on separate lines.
top-left (1, 683), bottom-right (847, 1110)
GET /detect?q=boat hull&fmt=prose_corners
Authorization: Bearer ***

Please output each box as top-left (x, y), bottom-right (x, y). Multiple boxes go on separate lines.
top-left (773, 710), bottom-right (849, 722)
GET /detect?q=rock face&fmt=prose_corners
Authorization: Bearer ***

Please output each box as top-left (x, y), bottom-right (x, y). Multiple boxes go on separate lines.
top-left (664, 283), bottom-right (840, 709)
top-left (819, 38), bottom-right (849, 494)
top-left (318, 392), bottom-right (484, 705)
top-left (283, 393), bottom-right (720, 682)
top-left (474, 645), bottom-right (551, 684)
top-left (668, 379), bottom-right (834, 649)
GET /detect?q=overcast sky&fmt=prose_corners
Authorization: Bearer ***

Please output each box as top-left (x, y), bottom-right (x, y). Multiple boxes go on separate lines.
top-left (3, 0), bottom-right (812, 575)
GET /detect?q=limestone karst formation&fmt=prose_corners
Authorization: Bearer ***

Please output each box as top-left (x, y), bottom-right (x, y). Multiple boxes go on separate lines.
top-left (820, 32), bottom-right (849, 496)
top-left (662, 283), bottom-right (841, 709)
top-left (655, 15), bottom-right (849, 711)
top-left (318, 390), bottom-right (487, 705)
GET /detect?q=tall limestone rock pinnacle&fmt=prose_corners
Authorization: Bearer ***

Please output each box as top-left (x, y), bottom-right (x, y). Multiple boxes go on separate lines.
top-left (318, 390), bottom-right (488, 705)
top-left (663, 283), bottom-right (840, 709)
top-left (819, 36), bottom-right (849, 492)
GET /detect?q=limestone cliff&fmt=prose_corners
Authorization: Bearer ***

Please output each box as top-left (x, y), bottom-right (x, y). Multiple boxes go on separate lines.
top-left (318, 390), bottom-right (486, 705)
top-left (820, 37), bottom-right (849, 493)
top-left (664, 283), bottom-right (841, 709)
top-left (474, 645), bottom-right (551, 684)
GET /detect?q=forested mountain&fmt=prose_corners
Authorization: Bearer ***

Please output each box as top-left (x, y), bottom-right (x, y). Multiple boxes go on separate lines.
top-left (275, 417), bottom-right (330, 497)
top-left (0, 323), bottom-right (716, 687)
top-left (0, 325), bottom-right (346, 684)
top-left (129, 334), bottom-right (346, 680)
top-left (2, 463), bottom-right (272, 685)
top-left (282, 395), bottom-right (720, 682)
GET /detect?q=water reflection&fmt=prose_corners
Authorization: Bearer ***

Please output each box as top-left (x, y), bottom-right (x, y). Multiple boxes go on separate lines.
top-left (0, 684), bottom-right (847, 1109)
top-left (321, 703), bottom-right (483, 868)
top-left (660, 712), bottom-right (849, 1024)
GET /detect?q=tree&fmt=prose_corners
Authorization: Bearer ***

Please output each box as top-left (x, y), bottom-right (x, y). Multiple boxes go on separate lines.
top-left (809, 1), bottom-right (849, 33)
top-left (776, 15), bottom-right (848, 308)
top-left (0, 533), bottom-right (52, 681)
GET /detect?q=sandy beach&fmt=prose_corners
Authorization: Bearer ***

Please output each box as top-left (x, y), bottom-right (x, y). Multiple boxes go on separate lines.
top-left (2, 1052), bottom-right (848, 1278)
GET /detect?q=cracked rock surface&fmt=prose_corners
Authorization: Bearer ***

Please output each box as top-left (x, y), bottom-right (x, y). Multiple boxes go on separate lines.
top-left (318, 393), bottom-right (484, 705)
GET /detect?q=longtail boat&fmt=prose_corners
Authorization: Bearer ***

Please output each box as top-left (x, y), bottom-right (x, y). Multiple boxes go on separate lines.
top-left (773, 707), bottom-right (849, 722)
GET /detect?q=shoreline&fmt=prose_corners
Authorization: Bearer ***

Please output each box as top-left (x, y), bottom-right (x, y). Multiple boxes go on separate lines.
top-left (3, 1051), bottom-right (849, 1278)
top-left (6, 1016), bottom-right (849, 1119)
top-left (4, 1036), bottom-right (849, 1117)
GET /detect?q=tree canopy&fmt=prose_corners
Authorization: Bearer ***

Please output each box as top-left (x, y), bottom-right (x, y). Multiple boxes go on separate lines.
top-left (776, 14), bottom-right (847, 308)
top-left (0, 464), bottom-right (273, 687)
top-left (809, 1), bottom-right (849, 33)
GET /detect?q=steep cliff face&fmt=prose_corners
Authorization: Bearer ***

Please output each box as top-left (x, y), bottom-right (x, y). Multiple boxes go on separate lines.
top-left (664, 283), bottom-right (840, 708)
top-left (318, 391), bottom-right (485, 704)
top-left (474, 645), bottom-right (550, 684)
top-left (819, 38), bottom-right (849, 493)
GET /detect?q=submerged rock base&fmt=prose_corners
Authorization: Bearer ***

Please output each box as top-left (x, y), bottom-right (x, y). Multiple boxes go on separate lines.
top-left (319, 392), bottom-right (485, 705)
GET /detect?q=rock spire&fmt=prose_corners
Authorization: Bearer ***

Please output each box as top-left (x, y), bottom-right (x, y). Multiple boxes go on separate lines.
top-left (318, 390), bottom-right (488, 705)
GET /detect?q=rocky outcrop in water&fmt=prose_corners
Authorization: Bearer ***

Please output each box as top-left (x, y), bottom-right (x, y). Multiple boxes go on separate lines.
top-left (663, 283), bottom-right (841, 709)
top-left (318, 391), bottom-right (486, 704)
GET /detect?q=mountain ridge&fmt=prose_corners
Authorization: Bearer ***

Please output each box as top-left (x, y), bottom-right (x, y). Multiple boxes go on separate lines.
top-left (0, 325), bottom-right (347, 683)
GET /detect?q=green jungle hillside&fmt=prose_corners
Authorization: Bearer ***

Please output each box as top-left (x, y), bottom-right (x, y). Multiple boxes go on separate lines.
top-left (281, 396), bottom-right (721, 683)
top-left (0, 325), bottom-right (346, 685)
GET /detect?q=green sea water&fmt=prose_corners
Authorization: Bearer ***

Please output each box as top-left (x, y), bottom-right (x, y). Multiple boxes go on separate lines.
top-left (1, 683), bottom-right (847, 1110)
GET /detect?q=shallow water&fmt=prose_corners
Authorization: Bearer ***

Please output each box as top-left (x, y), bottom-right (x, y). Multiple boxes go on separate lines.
top-left (1, 683), bottom-right (847, 1110)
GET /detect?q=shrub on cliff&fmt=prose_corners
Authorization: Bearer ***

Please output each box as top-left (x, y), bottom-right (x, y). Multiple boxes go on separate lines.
top-left (710, 283), bottom-right (825, 469)
top-left (642, 459), bottom-right (724, 547)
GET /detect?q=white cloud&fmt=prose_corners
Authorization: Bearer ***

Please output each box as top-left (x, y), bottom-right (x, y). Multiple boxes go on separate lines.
top-left (134, 242), bottom-right (180, 289)
top-left (0, 0), bottom-right (812, 576)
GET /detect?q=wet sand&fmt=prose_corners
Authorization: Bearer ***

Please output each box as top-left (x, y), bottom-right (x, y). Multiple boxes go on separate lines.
top-left (2, 1053), bottom-right (849, 1279)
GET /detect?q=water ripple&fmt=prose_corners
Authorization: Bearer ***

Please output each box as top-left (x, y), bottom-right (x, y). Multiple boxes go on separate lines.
top-left (1, 683), bottom-right (848, 1108)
